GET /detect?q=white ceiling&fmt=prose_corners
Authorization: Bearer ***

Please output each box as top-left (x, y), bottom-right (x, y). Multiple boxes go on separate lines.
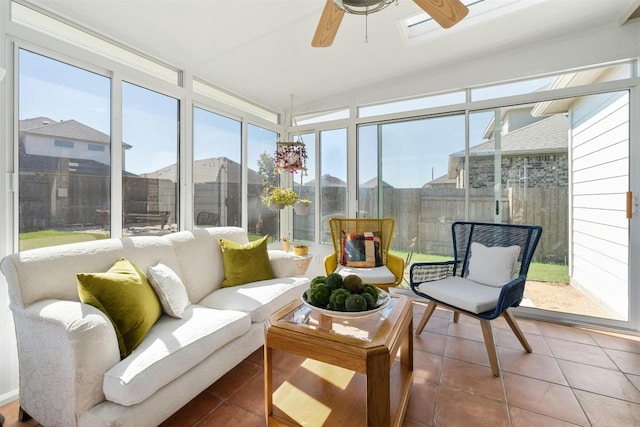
top-left (23, 0), bottom-right (640, 115)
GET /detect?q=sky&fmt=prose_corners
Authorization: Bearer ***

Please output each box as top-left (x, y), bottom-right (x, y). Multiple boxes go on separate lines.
top-left (18, 48), bottom-right (553, 189)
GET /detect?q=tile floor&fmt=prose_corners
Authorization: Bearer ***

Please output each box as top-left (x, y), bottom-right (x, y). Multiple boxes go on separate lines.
top-left (2, 302), bottom-right (640, 426)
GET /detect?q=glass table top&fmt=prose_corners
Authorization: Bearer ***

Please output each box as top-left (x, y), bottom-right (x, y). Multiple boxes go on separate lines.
top-left (278, 297), bottom-right (398, 343)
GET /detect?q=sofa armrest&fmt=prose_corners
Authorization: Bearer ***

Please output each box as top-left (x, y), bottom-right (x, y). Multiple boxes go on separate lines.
top-left (268, 250), bottom-right (299, 277)
top-left (13, 300), bottom-right (120, 426)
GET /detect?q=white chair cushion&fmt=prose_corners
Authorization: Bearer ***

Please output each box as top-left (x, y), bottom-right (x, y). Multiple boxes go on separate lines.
top-left (103, 305), bottom-right (250, 406)
top-left (334, 264), bottom-right (396, 285)
top-left (147, 263), bottom-right (190, 318)
top-left (199, 277), bottom-right (310, 323)
top-left (466, 242), bottom-right (521, 287)
top-left (417, 276), bottom-right (503, 314)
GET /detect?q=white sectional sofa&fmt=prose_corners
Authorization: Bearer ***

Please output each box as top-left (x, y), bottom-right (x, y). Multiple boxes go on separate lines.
top-left (0, 227), bottom-right (310, 427)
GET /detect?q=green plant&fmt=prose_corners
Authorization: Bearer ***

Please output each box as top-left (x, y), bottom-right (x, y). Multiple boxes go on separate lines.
top-left (295, 199), bottom-right (311, 206)
top-left (260, 186), bottom-right (299, 206)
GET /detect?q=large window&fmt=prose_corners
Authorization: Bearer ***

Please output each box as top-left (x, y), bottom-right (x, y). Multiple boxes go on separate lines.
top-left (193, 107), bottom-right (242, 227)
top-left (122, 82), bottom-right (179, 235)
top-left (18, 49), bottom-right (111, 250)
top-left (293, 132), bottom-right (316, 243)
top-left (358, 115), bottom-right (465, 254)
top-left (248, 124), bottom-right (279, 238)
top-left (320, 129), bottom-right (347, 244)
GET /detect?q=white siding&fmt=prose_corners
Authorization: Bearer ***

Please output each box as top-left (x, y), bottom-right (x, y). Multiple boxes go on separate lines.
top-left (24, 134), bottom-right (110, 165)
top-left (571, 92), bottom-right (629, 319)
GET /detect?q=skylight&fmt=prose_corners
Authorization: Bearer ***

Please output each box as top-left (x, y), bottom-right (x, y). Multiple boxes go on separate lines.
top-left (402, 0), bottom-right (543, 44)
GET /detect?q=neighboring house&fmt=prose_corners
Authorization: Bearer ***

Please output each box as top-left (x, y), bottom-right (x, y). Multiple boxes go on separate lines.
top-left (18, 118), bottom-right (137, 231)
top-left (360, 177), bottom-right (394, 188)
top-left (422, 174), bottom-right (456, 189)
top-left (20, 117), bottom-right (130, 167)
top-left (302, 173), bottom-right (347, 187)
top-left (143, 157), bottom-right (264, 228)
top-left (141, 156), bottom-right (262, 186)
top-left (448, 113), bottom-right (569, 189)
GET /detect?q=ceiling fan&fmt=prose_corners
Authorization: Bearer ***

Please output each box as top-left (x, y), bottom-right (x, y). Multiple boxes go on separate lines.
top-left (312, 0), bottom-right (469, 47)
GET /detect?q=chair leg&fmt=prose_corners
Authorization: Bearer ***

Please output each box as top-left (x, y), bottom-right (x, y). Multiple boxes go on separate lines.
top-left (453, 311), bottom-right (460, 323)
top-left (479, 319), bottom-right (500, 377)
top-left (503, 309), bottom-right (532, 353)
top-left (415, 301), bottom-right (437, 335)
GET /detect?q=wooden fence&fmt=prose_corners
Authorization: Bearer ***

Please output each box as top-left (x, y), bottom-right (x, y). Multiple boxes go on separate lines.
top-left (362, 186), bottom-right (568, 264)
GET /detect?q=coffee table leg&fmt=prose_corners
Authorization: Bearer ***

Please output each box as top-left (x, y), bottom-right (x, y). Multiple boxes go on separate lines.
top-left (264, 344), bottom-right (273, 421)
top-left (402, 318), bottom-right (414, 370)
top-left (366, 354), bottom-right (391, 426)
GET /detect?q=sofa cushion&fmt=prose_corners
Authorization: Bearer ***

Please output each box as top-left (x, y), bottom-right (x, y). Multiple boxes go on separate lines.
top-left (77, 258), bottom-right (162, 359)
top-left (334, 264), bottom-right (396, 285)
top-left (103, 305), bottom-right (250, 406)
top-left (147, 263), bottom-right (190, 318)
top-left (467, 242), bottom-right (520, 287)
top-left (199, 277), bottom-right (310, 323)
top-left (220, 235), bottom-right (274, 287)
top-left (417, 276), bottom-right (503, 314)
top-left (162, 227), bottom-right (249, 304)
top-left (2, 235), bottom-right (180, 309)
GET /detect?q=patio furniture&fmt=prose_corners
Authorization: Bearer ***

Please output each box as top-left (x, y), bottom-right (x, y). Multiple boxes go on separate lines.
top-left (324, 217), bottom-right (404, 289)
top-left (195, 211), bottom-right (219, 226)
top-left (410, 221), bottom-right (542, 376)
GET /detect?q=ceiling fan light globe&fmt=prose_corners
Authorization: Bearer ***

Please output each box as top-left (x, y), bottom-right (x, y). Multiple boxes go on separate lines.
top-left (333, 0), bottom-right (396, 15)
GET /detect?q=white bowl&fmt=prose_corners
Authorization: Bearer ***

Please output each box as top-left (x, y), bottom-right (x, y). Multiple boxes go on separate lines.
top-left (301, 289), bottom-right (390, 318)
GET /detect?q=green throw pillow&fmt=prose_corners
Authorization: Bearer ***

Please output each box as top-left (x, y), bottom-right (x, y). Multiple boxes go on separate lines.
top-left (77, 258), bottom-right (162, 359)
top-left (220, 235), bottom-right (275, 287)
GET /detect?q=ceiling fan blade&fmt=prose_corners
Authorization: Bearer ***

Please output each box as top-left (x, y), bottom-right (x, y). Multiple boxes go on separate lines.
top-left (312, 0), bottom-right (345, 47)
top-left (413, 0), bottom-right (469, 29)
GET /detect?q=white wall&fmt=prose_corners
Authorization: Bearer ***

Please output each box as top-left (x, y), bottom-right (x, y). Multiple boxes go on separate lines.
top-left (571, 92), bottom-right (630, 319)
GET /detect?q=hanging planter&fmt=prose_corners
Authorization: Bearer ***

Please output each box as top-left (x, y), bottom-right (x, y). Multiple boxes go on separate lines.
top-left (274, 94), bottom-right (308, 175)
top-left (294, 200), bottom-right (311, 216)
top-left (274, 141), bottom-right (307, 174)
top-left (261, 186), bottom-right (299, 208)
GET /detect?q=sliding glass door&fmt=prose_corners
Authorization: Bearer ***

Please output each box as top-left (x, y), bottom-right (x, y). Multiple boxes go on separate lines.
top-left (469, 91), bottom-right (630, 322)
top-left (358, 89), bottom-right (631, 324)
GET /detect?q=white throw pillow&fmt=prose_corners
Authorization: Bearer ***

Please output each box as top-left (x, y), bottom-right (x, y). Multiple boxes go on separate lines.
top-left (147, 263), bottom-right (190, 318)
top-left (466, 242), bottom-right (521, 287)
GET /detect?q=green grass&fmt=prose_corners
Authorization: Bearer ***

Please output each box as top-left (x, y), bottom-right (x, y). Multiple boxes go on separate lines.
top-left (527, 262), bottom-right (569, 283)
top-left (391, 250), bottom-right (569, 284)
top-left (19, 230), bottom-right (109, 251)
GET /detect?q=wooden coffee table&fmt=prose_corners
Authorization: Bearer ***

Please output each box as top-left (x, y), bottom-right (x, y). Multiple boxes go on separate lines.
top-left (264, 295), bottom-right (413, 427)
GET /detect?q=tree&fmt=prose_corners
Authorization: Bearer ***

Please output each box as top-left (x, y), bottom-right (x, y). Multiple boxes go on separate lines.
top-left (257, 151), bottom-right (278, 190)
